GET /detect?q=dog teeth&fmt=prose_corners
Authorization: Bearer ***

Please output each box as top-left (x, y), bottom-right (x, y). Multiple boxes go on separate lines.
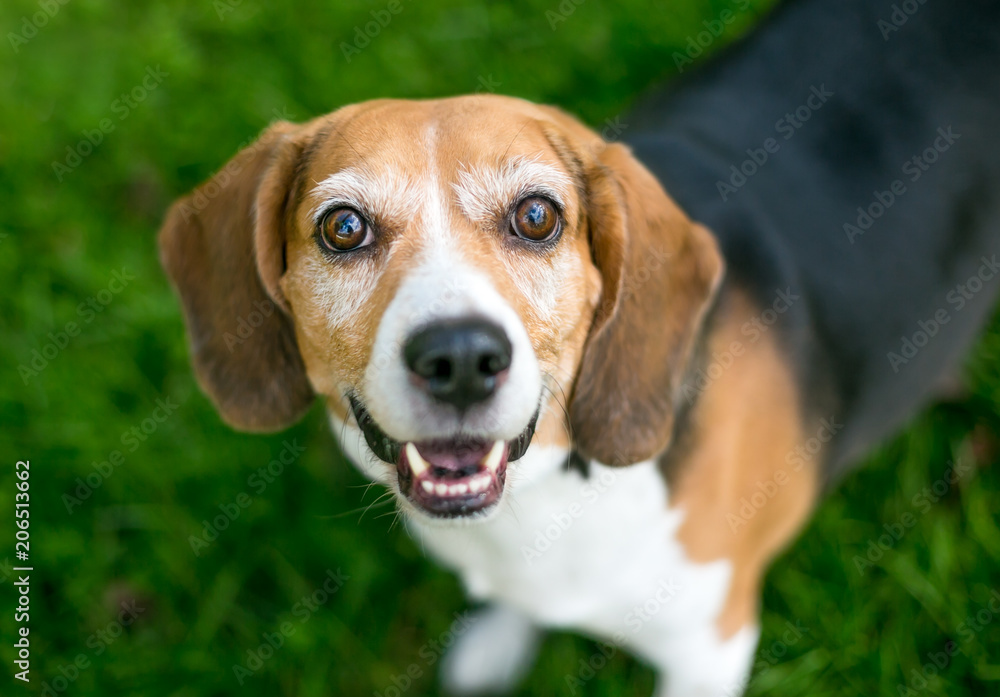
top-left (468, 473), bottom-right (491, 494)
top-left (411, 443), bottom-right (502, 499)
top-left (417, 473), bottom-right (494, 498)
top-left (405, 443), bottom-right (429, 477)
top-left (483, 440), bottom-right (504, 472)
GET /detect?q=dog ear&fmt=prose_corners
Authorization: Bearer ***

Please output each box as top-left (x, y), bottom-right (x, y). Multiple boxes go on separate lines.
top-left (569, 141), bottom-right (724, 466)
top-left (158, 121), bottom-right (315, 432)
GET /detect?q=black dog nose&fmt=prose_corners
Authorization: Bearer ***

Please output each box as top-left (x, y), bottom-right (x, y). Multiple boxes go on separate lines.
top-left (403, 319), bottom-right (512, 411)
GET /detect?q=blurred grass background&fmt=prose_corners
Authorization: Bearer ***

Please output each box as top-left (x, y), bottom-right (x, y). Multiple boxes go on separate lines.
top-left (2, 0), bottom-right (999, 695)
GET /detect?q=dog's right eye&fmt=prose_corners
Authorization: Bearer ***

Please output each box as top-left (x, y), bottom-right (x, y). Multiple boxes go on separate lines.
top-left (318, 208), bottom-right (373, 253)
top-left (512, 196), bottom-right (560, 243)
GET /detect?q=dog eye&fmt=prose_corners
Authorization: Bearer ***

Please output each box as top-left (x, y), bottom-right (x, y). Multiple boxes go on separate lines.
top-left (318, 208), bottom-right (372, 253)
top-left (512, 197), bottom-right (559, 242)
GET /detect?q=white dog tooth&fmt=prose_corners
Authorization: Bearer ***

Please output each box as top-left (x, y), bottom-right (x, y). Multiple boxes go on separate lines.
top-left (483, 440), bottom-right (504, 472)
top-left (421, 480), bottom-right (434, 493)
top-left (435, 483), bottom-right (448, 496)
top-left (405, 443), bottom-right (429, 477)
top-left (456, 483), bottom-right (468, 495)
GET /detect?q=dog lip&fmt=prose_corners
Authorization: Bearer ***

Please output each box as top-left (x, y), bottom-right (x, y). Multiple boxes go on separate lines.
top-left (348, 396), bottom-right (539, 466)
top-left (347, 397), bottom-right (539, 518)
top-left (349, 396), bottom-right (403, 465)
top-left (399, 440), bottom-right (508, 517)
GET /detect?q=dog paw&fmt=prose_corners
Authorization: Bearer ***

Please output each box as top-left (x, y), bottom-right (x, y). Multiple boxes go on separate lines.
top-left (440, 605), bottom-right (541, 696)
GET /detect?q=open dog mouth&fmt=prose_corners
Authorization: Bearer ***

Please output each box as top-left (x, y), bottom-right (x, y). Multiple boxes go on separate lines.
top-left (349, 398), bottom-right (538, 518)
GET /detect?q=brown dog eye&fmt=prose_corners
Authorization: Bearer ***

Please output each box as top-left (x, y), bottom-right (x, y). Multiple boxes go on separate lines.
top-left (319, 208), bottom-right (371, 252)
top-left (513, 197), bottom-right (559, 242)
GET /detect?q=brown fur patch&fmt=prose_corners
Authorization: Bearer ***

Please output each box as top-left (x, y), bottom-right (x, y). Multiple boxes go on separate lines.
top-left (669, 287), bottom-right (819, 638)
top-left (536, 108), bottom-right (725, 467)
top-left (158, 121), bottom-right (315, 431)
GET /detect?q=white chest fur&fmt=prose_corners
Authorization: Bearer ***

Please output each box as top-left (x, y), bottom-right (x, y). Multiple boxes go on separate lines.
top-left (408, 447), bottom-right (734, 664)
top-left (336, 421), bottom-right (759, 695)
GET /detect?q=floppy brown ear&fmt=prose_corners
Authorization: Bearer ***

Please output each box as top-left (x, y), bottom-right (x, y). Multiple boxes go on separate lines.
top-left (569, 142), bottom-right (724, 466)
top-left (158, 121), bottom-right (315, 431)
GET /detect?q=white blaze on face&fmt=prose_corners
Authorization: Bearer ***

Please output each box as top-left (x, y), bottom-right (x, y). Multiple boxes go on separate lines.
top-left (361, 123), bottom-right (543, 445)
top-left (362, 232), bottom-right (542, 443)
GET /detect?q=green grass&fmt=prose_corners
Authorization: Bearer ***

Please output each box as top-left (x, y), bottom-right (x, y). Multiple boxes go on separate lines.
top-left (2, 0), bottom-right (999, 695)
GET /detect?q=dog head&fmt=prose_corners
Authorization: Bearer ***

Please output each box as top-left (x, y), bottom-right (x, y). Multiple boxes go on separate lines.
top-left (159, 95), bottom-right (722, 521)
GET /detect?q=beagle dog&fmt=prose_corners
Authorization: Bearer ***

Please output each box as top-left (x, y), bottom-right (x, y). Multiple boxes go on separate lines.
top-left (159, 0), bottom-right (1000, 694)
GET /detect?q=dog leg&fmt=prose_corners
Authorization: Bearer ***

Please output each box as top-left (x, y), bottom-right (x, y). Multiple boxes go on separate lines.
top-left (440, 603), bottom-right (542, 695)
top-left (651, 624), bottom-right (759, 697)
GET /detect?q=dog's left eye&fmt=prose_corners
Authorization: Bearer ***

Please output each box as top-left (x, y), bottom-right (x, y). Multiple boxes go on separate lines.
top-left (318, 207), bottom-right (373, 253)
top-left (512, 196), bottom-right (559, 242)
